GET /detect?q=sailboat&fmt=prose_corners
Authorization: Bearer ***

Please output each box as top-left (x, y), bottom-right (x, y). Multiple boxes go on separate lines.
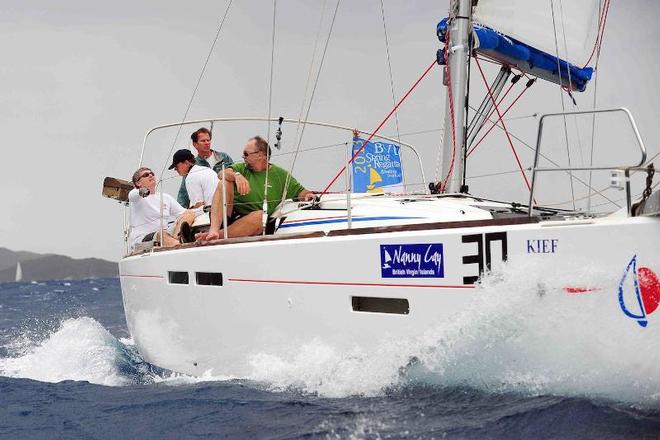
top-left (112, 0), bottom-right (659, 377)
top-left (15, 261), bottom-right (22, 283)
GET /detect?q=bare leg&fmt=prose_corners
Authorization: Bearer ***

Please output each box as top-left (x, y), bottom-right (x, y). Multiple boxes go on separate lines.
top-left (209, 178), bottom-right (234, 235)
top-left (199, 210), bottom-right (264, 241)
top-left (222, 210), bottom-right (263, 238)
top-left (173, 209), bottom-right (197, 238)
top-left (156, 231), bottom-right (180, 247)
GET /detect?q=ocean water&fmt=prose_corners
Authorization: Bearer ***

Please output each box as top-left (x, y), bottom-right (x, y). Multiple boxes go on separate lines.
top-left (1, 277), bottom-right (659, 439)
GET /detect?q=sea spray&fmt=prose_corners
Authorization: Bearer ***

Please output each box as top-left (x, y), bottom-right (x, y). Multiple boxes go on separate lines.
top-left (246, 261), bottom-right (660, 404)
top-left (0, 317), bottom-right (133, 386)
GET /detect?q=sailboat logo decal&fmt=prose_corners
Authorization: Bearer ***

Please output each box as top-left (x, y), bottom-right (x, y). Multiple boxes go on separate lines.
top-left (618, 255), bottom-right (660, 327)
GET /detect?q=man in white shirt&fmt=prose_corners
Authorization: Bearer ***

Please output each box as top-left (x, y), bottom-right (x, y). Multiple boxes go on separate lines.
top-left (128, 166), bottom-right (197, 249)
top-left (168, 149), bottom-right (219, 208)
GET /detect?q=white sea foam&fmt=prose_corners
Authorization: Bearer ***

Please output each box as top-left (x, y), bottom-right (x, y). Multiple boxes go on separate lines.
top-left (247, 261), bottom-right (660, 404)
top-left (0, 319), bottom-right (233, 387)
top-left (0, 317), bottom-right (131, 386)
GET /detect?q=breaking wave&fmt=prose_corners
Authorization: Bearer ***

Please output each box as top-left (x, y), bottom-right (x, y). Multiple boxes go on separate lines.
top-left (0, 317), bottom-right (226, 387)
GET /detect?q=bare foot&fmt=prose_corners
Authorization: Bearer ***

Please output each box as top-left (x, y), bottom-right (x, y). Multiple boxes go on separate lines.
top-left (206, 231), bottom-right (220, 241)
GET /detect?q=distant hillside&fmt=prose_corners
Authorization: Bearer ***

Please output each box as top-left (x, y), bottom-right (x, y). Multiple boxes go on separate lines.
top-left (0, 248), bottom-right (46, 272)
top-left (0, 248), bottom-right (118, 283)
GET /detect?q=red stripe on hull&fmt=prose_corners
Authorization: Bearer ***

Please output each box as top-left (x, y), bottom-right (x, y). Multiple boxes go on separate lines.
top-left (228, 278), bottom-right (474, 289)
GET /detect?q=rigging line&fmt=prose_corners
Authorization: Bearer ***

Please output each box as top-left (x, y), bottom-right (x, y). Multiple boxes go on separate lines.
top-left (379, 0), bottom-right (401, 145)
top-left (281, 0), bottom-right (340, 206)
top-left (475, 77), bottom-right (518, 138)
top-left (266, 0), bottom-right (277, 145)
top-left (291, 0), bottom-right (328, 158)
top-left (395, 127), bottom-right (444, 137)
top-left (586, 180), bottom-right (659, 211)
top-left (440, 28), bottom-right (457, 193)
top-left (467, 103), bottom-right (621, 207)
top-left (272, 141), bottom-right (349, 156)
top-left (547, 184), bottom-right (623, 208)
top-left (503, 113), bottom-right (538, 122)
top-left (321, 59), bottom-right (438, 195)
top-left (582, 0), bottom-right (610, 68)
top-left (462, 28), bottom-right (473, 189)
top-left (467, 81), bottom-right (533, 157)
top-left (466, 169), bottom-right (526, 180)
top-left (262, 0), bottom-right (278, 236)
top-left (588, 0), bottom-right (607, 211)
top-left (433, 127), bottom-right (446, 182)
top-left (550, 0), bottom-right (576, 210)
top-left (562, 156), bottom-right (660, 208)
top-left (473, 57), bottom-right (532, 193)
top-left (159, 0), bottom-right (234, 177)
top-left (433, 26), bottom-right (450, 186)
top-left (559, 0), bottom-right (588, 205)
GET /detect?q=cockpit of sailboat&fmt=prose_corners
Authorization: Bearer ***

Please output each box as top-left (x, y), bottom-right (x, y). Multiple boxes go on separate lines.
top-left (103, 0), bottom-right (658, 258)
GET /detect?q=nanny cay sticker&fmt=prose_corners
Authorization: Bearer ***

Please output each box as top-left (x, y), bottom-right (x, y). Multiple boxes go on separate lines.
top-left (380, 244), bottom-right (444, 278)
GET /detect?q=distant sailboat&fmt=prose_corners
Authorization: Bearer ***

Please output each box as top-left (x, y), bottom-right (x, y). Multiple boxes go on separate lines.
top-left (15, 261), bottom-right (23, 282)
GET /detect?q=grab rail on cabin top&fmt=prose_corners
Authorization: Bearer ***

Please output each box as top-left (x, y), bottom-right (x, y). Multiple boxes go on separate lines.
top-left (528, 108), bottom-right (648, 217)
top-left (138, 117), bottom-right (427, 192)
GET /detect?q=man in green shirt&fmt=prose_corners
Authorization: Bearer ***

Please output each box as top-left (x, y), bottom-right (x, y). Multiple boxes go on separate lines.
top-left (176, 127), bottom-right (234, 208)
top-left (200, 136), bottom-right (315, 240)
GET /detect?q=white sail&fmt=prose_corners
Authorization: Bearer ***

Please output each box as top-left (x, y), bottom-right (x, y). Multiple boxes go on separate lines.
top-left (473, 0), bottom-right (602, 66)
top-left (15, 261), bottom-right (22, 282)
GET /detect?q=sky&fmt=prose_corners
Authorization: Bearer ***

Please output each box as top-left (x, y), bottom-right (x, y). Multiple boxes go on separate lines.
top-left (0, 0), bottom-right (658, 261)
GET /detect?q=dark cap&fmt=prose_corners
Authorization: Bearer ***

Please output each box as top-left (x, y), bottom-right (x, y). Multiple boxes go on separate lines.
top-left (168, 149), bottom-right (195, 170)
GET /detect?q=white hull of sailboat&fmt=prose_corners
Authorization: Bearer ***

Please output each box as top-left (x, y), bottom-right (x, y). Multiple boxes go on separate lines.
top-left (119, 214), bottom-right (659, 377)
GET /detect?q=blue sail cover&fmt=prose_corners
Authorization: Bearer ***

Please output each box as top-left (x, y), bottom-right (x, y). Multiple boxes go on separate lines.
top-left (437, 18), bottom-right (593, 92)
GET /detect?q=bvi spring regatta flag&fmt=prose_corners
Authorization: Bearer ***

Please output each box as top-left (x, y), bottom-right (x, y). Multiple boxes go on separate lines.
top-left (351, 137), bottom-right (404, 193)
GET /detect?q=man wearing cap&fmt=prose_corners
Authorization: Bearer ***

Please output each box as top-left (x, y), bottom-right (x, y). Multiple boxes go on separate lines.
top-left (177, 127), bottom-right (233, 208)
top-left (169, 149), bottom-right (219, 208)
top-left (198, 136), bottom-right (315, 241)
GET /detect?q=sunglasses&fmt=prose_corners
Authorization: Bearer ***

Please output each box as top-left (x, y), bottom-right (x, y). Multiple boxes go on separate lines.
top-left (139, 171), bottom-right (155, 179)
top-left (242, 151), bottom-right (260, 158)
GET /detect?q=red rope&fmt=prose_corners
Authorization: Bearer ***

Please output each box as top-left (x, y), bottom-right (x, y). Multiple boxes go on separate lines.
top-left (483, 80), bottom-right (516, 123)
top-left (320, 59), bottom-right (438, 195)
top-left (582, 0), bottom-right (610, 68)
top-left (474, 57), bottom-right (532, 193)
top-left (440, 28), bottom-right (457, 193)
top-left (467, 83), bottom-right (532, 157)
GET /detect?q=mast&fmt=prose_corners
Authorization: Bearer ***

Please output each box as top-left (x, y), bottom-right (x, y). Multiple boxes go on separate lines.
top-left (440, 0), bottom-right (473, 193)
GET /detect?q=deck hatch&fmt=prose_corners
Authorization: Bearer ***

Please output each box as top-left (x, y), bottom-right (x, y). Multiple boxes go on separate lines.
top-left (168, 271), bottom-right (189, 285)
top-left (351, 296), bottom-right (409, 315)
top-left (196, 272), bottom-right (223, 286)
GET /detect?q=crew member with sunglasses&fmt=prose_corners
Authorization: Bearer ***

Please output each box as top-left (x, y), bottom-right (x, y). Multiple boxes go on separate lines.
top-left (197, 136), bottom-right (315, 241)
top-left (128, 167), bottom-right (197, 249)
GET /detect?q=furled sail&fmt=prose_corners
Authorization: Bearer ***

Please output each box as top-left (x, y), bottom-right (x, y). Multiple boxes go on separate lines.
top-left (473, 0), bottom-right (601, 67)
top-left (437, 0), bottom-right (603, 91)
